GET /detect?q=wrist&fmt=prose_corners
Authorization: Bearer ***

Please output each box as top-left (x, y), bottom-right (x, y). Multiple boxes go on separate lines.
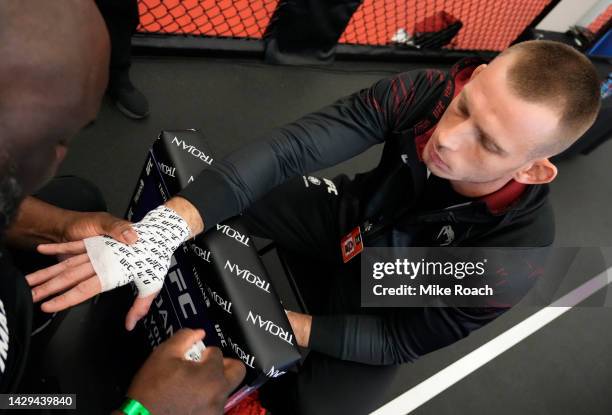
top-left (27, 196), bottom-right (72, 243)
top-left (301, 314), bottom-right (312, 347)
top-left (5, 199), bottom-right (68, 247)
top-left (164, 196), bottom-right (204, 236)
top-left (55, 209), bottom-right (80, 242)
top-left (86, 205), bottom-right (191, 296)
top-left (287, 311), bottom-right (312, 347)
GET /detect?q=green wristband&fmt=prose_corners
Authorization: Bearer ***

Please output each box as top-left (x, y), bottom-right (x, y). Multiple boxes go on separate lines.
top-left (120, 398), bottom-right (152, 415)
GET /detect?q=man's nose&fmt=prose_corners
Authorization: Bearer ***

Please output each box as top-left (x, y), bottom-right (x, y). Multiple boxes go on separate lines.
top-left (437, 122), bottom-right (472, 152)
top-left (437, 131), bottom-right (461, 153)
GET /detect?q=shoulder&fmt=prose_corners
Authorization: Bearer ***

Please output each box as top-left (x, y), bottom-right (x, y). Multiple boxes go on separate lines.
top-left (365, 68), bottom-right (449, 132)
top-left (386, 68), bottom-right (448, 96)
top-left (365, 68), bottom-right (447, 98)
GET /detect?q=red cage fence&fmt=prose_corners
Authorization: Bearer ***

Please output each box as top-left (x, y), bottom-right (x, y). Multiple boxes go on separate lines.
top-left (137, 0), bottom-right (278, 39)
top-left (136, 0), bottom-right (611, 53)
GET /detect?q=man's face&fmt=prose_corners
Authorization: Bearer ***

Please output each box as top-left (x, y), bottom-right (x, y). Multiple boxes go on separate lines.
top-left (5, 1), bottom-right (110, 195)
top-left (422, 54), bottom-right (560, 185)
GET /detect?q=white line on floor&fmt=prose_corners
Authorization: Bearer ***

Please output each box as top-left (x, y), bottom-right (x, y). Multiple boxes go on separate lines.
top-left (370, 266), bottom-right (612, 415)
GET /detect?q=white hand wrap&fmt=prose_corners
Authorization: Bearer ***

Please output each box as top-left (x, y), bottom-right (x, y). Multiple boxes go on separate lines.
top-left (184, 340), bottom-right (206, 362)
top-left (84, 205), bottom-right (191, 297)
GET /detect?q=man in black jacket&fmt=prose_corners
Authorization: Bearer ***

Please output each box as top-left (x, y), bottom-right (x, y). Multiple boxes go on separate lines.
top-left (31, 40), bottom-right (601, 413)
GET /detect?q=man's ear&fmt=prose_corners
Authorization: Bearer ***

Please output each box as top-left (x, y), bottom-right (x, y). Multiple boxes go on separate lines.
top-left (514, 159), bottom-right (558, 185)
top-left (470, 63), bottom-right (487, 80)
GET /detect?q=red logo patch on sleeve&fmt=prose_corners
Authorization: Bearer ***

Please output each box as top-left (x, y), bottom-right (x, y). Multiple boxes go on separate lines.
top-left (340, 226), bottom-right (364, 263)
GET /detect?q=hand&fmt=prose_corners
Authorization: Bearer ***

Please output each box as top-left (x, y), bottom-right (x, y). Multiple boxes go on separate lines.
top-left (60, 210), bottom-right (138, 245)
top-left (126, 328), bottom-right (246, 415)
top-left (56, 211), bottom-right (138, 262)
top-left (3, 197), bottom-right (137, 252)
top-left (25, 240), bottom-right (157, 330)
top-left (26, 211), bottom-right (140, 320)
top-left (285, 310), bottom-right (312, 347)
top-left (26, 206), bottom-right (191, 331)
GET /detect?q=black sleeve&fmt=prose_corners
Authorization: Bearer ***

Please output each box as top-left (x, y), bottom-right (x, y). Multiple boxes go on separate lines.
top-left (308, 246), bottom-right (553, 365)
top-left (178, 69), bottom-right (446, 229)
top-left (0, 249), bottom-right (32, 392)
top-left (309, 307), bottom-right (506, 365)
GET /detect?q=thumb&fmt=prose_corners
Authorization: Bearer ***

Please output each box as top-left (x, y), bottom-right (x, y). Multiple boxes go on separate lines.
top-left (103, 216), bottom-right (138, 245)
top-left (223, 358), bottom-right (247, 390)
top-left (125, 293), bottom-right (157, 331)
top-left (163, 328), bottom-right (206, 357)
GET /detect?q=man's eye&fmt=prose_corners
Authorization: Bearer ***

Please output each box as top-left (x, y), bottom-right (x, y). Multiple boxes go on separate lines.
top-left (481, 138), bottom-right (498, 153)
top-left (456, 102), bottom-right (467, 116)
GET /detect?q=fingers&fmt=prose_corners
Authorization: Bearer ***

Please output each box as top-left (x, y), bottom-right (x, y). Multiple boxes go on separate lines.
top-left (57, 254), bottom-right (75, 263)
top-left (25, 253), bottom-right (89, 287)
top-left (104, 217), bottom-right (138, 245)
top-left (195, 348), bottom-right (244, 393)
top-left (200, 346), bottom-right (224, 370)
top-left (40, 276), bottom-right (101, 313)
top-left (162, 328), bottom-right (206, 357)
top-left (31, 260), bottom-right (96, 303)
top-left (222, 358), bottom-right (247, 390)
top-left (37, 240), bottom-right (86, 256)
top-left (125, 293), bottom-right (157, 331)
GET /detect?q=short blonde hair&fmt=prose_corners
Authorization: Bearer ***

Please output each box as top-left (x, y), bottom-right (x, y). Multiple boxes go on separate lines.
top-left (501, 40), bottom-right (601, 155)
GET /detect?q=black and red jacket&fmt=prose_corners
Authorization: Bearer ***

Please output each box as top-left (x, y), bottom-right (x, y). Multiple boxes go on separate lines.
top-left (179, 59), bottom-right (555, 364)
top-left (179, 58), bottom-right (553, 249)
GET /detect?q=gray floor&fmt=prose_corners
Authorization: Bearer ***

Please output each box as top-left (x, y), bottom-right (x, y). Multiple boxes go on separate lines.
top-left (56, 55), bottom-right (612, 414)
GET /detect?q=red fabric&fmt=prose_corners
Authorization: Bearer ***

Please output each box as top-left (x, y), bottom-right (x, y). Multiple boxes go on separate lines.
top-left (414, 11), bottom-right (459, 33)
top-left (479, 179), bottom-right (526, 214)
top-left (225, 390), bottom-right (267, 415)
top-left (452, 66), bottom-right (472, 98)
top-left (588, 4), bottom-right (612, 34)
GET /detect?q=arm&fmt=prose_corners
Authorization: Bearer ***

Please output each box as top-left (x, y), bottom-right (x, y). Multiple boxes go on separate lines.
top-left (4, 196), bottom-right (137, 250)
top-left (25, 70), bottom-right (446, 327)
top-left (111, 329), bottom-right (245, 415)
top-left (4, 197), bottom-right (71, 249)
top-left (178, 69), bottom-right (446, 232)
top-left (296, 307), bottom-right (505, 365)
top-left (289, 246), bottom-right (547, 365)
top-left (141, 70), bottom-right (437, 241)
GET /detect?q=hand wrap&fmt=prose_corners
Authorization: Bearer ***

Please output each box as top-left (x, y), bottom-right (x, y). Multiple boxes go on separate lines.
top-left (84, 205), bottom-right (191, 297)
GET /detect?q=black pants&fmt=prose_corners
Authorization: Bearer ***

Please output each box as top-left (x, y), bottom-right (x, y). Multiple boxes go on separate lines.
top-left (95, 0), bottom-right (139, 85)
top-left (243, 175), bottom-right (398, 415)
